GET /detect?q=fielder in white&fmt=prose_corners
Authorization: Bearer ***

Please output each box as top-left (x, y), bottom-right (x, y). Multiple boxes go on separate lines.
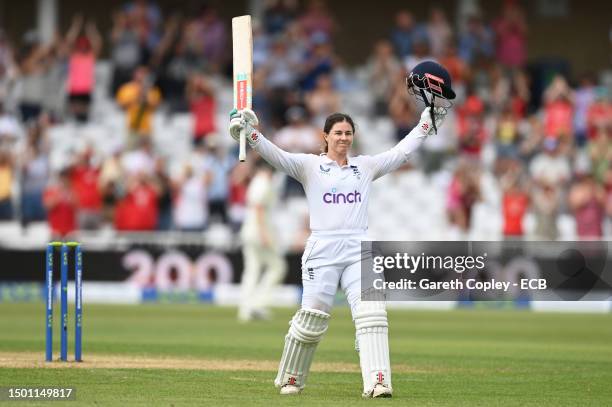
top-left (229, 61), bottom-right (454, 398)
top-left (239, 159), bottom-right (287, 321)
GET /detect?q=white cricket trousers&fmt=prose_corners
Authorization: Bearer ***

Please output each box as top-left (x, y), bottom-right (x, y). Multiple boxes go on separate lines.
top-left (239, 241), bottom-right (287, 318)
top-left (300, 231), bottom-right (369, 314)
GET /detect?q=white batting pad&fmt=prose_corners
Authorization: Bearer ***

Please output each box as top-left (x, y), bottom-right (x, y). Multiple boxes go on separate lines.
top-left (354, 301), bottom-right (392, 395)
top-left (274, 308), bottom-right (330, 389)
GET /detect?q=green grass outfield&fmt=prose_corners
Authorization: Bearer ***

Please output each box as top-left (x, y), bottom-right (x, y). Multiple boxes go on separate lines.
top-left (0, 303), bottom-right (611, 406)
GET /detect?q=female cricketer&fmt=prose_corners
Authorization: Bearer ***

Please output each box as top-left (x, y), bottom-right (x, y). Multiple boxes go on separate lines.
top-left (229, 61), bottom-right (455, 398)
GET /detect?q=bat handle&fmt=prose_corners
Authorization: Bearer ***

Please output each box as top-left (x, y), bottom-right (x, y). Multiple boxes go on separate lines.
top-left (430, 95), bottom-right (437, 135)
top-left (239, 128), bottom-right (247, 162)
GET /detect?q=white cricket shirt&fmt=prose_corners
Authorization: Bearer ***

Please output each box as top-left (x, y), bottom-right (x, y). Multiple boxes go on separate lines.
top-left (241, 171), bottom-right (277, 242)
top-left (252, 130), bottom-right (425, 234)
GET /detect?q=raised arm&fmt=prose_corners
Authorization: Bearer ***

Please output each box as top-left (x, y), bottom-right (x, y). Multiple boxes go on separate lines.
top-left (229, 108), bottom-right (309, 183)
top-left (369, 107), bottom-right (446, 180)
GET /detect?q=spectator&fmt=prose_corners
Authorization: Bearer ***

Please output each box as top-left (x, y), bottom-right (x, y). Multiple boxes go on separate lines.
top-left (122, 138), bottom-right (156, 176)
top-left (98, 146), bottom-right (124, 226)
top-left (153, 157), bottom-right (173, 230)
top-left (16, 36), bottom-right (48, 123)
top-left (65, 15), bottom-right (102, 123)
top-left (495, 103), bottom-right (521, 160)
top-left (228, 160), bottom-right (251, 231)
top-left (0, 30), bottom-right (17, 109)
top-left (201, 136), bottom-right (234, 224)
top-left (493, 0), bottom-right (528, 69)
top-left (509, 69), bottom-right (530, 118)
top-left (193, 6), bottom-right (227, 73)
top-left (365, 39), bottom-right (402, 117)
top-left (403, 36), bottom-right (433, 73)
top-left (390, 10), bottom-right (425, 59)
top-left (447, 162), bottom-right (481, 234)
top-left (305, 74), bottom-right (341, 128)
top-left (299, 32), bottom-right (335, 92)
top-left (259, 35), bottom-right (300, 91)
top-left (40, 34), bottom-right (67, 120)
top-left (116, 66), bottom-right (161, 146)
top-left (457, 93), bottom-right (487, 159)
top-left (532, 183), bottom-right (560, 240)
top-left (114, 173), bottom-right (158, 231)
top-left (172, 164), bottom-right (209, 231)
top-left (427, 7), bottom-right (452, 58)
top-left (187, 72), bottom-right (216, 146)
top-left (438, 40), bottom-right (468, 91)
top-left (488, 63), bottom-right (511, 113)
top-left (0, 150), bottom-right (13, 219)
top-left (123, 0), bottom-right (163, 50)
top-left (518, 114), bottom-right (544, 163)
top-left (70, 147), bottom-right (102, 230)
top-left (252, 18), bottom-right (272, 70)
top-left (458, 14), bottom-right (494, 65)
top-left (264, 0), bottom-right (299, 35)
top-left (299, 0), bottom-right (336, 39)
top-left (109, 9), bottom-right (150, 94)
top-left (388, 71), bottom-right (419, 143)
top-left (275, 106), bottom-right (320, 154)
top-left (543, 75), bottom-right (574, 142)
top-left (529, 138), bottom-right (571, 187)
top-left (569, 173), bottom-right (606, 239)
top-left (274, 106), bottom-right (319, 198)
top-left (285, 20), bottom-right (308, 65)
top-left (573, 74), bottom-right (597, 146)
top-left (501, 165), bottom-right (529, 238)
top-left (0, 103), bottom-right (22, 148)
top-left (605, 167), bottom-right (612, 229)
top-left (19, 123), bottom-right (49, 227)
top-left (589, 130), bottom-right (611, 185)
top-left (153, 15), bottom-right (200, 112)
top-left (255, 34), bottom-right (302, 128)
top-left (586, 87), bottom-right (612, 141)
top-left (43, 169), bottom-right (77, 237)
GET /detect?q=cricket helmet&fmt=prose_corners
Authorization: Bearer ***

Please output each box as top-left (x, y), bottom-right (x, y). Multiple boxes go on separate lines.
top-left (406, 61), bottom-right (456, 109)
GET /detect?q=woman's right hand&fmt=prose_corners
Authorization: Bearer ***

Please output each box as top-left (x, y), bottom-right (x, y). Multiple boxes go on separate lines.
top-left (229, 108), bottom-right (260, 146)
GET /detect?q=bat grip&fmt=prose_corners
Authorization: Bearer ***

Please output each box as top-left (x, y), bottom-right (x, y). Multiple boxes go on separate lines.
top-left (418, 88), bottom-right (437, 135)
top-left (239, 128), bottom-right (246, 162)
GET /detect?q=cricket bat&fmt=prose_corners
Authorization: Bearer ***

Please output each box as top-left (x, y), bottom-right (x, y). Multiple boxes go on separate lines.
top-left (232, 15), bottom-right (253, 162)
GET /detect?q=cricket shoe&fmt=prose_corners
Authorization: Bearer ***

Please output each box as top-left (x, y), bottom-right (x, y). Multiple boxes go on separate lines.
top-left (363, 384), bottom-right (392, 398)
top-left (279, 385), bottom-right (301, 395)
top-left (237, 309), bottom-right (271, 323)
top-left (251, 309), bottom-right (272, 321)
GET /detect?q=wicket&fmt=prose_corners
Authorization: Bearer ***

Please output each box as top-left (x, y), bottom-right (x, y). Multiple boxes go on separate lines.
top-left (45, 241), bottom-right (83, 362)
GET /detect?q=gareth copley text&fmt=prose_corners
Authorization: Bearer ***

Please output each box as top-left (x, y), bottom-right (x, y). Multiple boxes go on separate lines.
top-left (373, 278), bottom-right (548, 292)
top-left (372, 253), bottom-right (487, 274)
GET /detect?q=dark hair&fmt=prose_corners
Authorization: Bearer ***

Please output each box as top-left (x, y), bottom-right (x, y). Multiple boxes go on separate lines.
top-left (322, 113), bottom-right (355, 153)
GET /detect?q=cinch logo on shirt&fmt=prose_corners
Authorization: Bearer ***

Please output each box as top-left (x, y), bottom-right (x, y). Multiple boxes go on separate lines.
top-left (323, 188), bottom-right (362, 204)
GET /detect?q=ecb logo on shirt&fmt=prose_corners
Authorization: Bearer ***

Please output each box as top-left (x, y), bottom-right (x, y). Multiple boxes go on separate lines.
top-left (350, 165), bottom-right (361, 179)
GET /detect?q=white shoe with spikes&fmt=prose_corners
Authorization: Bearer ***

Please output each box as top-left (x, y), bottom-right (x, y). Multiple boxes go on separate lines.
top-left (363, 384), bottom-right (392, 398)
top-left (279, 385), bottom-right (301, 395)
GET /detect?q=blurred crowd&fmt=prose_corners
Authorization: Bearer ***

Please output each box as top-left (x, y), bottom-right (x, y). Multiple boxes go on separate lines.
top-left (0, 0), bottom-right (610, 241)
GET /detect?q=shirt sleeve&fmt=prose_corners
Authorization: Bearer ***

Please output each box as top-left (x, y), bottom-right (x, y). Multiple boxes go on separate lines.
top-left (366, 130), bottom-right (426, 180)
top-left (252, 133), bottom-right (310, 184)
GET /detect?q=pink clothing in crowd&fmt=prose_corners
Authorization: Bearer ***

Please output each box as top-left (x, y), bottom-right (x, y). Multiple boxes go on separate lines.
top-left (67, 53), bottom-right (95, 94)
top-left (494, 16), bottom-right (527, 68)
